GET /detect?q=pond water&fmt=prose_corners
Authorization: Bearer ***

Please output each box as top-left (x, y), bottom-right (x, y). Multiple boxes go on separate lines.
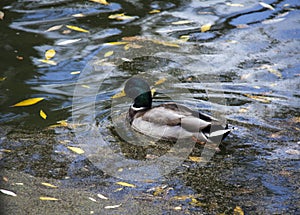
top-left (0, 0), bottom-right (299, 214)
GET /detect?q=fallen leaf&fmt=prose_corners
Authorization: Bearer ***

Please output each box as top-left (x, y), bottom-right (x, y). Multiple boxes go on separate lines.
top-left (40, 109), bottom-right (47, 119)
top-left (81, 84), bottom-right (90, 89)
top-left (173, 206), bottom-right (182, 210)
top-left (0, 11), bottom-right (4, 20)
top-left (16, 56), bottom-right (24, 60)
top-left (0, 77), bottom-right (7, 81)
top-left (105, 204), bottom-right (122, 209)
top-left (11, 97), bottom-right (44, 107)
top-left (149, 9), bottom-right (160, 14)
top-left (244, 94), bottom-right (271, 103)
top-left (201, 23), bottom-right (212, 32)
top-left (189, 156), bottom-right (204, 162)
top-left (172, 20), bottom-right (193, 25)
top-left (108, 13), bottom-right (136, 21)
top-left (0, 189), bottom-right (17, 197)
top-left (88, 197), bottom-right (97, 202)
top-left (226, 3), bottom-right (244, 7)
top-left (38, 59), bottom-right (57, 66)
top-left (66, 25), bottom-right (89, 33)
top-left (67, 146), bottom-right (85, 154)
top-left (179, 35), bottom-right (190, 42)
top-left (291, 117), bottom-right (300, 123)
top-left (39, 196), bottom-right (59, 201)
top-left (97, 193), bottom-right (108, 200)
top-left (116, 181), bottom-right (136, 188)
top-left (70, 71), bottom-right (81, 75)
top-left (154, 77), bottom-right (167, 85)
top-left (234, 206), bottom-right (244, 215)
top-left (104, 50), bottom-right (114, 57)
top-left (41, 182), bottom-right (58, 188)
top-left (89, 0), bottom-right (109, 5)
top-left (45, 49), bottom-right (56, 60)
top-left (123, 43), bottom-right (143, 50)
top-left (57, 39), bottom-right (82, 45)
top-left (72, 13), bottom-right (86, 18)
top-left (105, 41), bottom-right (128, 46)
top-left (152, 39), bottom-right (180, 48)
top-left (45, 25), bottom-right (63, 32)
top-left (259, 2), bottom-right (275, 10)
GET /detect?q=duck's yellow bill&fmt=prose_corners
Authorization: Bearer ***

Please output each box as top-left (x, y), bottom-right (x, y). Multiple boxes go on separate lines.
top-left (112, 89), bottom-right (126, 98)
top-left (111, 88), bottom-right (156, 99)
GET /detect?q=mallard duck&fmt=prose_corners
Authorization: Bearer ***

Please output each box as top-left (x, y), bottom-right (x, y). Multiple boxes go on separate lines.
top-left (120, 77), bottom-right (231, 144)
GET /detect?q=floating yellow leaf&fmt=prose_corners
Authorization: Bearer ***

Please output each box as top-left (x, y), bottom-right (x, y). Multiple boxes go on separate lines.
top-left (66, 25), bottom-right (89, 33)
top-left (0, 189), bottom-right (17, 197)
top-left (179, 35), bottom-right (190, 42)
top-left (149, 9), bottom-right (160, 14)
top-left (89, 0), bottom-right (109, 5)
top-left (259, 2), bottom-right (275, 10)
top-left (45, 49), bottom-right (56, 60)
top-left (116, 181), bottom-right (136, 188)
top-left (111, 89), bottom-right (126, 99)
top-left (11, 97), bottom-right (44, 107)
top-left (123, 43), bottom-right (142, 50)
top-left (104, 51), bottom-right (114, 57)
top-left (45, 25), bottom-right (63, 32)
top-left (88, 197), bottom-right (97, 202)
top-left (105, 204), bottom-right (122, 209)
top-left (40, 109), bottom-right (47, 120)
top-left (105, 41), bottom-right (128, 46)
top-left (70, 71), bottom-right (81, 75)
top-left (0, 77), bottom-right (7, 81)
top-left (67, 146), bottom-right (85, 154)
top-left (41, 182), bottom-right (58, 188)
top-left (234, 206), bottom-right (244, 215)
top-left (154, 77), bottom-right (167, 85)
top-left (108, 13), bottom-right (136, 21)
top-left (172, 20), bottom-right (193, 25)
top-left (189, 156), bottom-right (204, 162)
top-left (38, 59), bottom-right (57, 66)
top-left (39, 196), bottom-right (59, 201)
top-left (201, 23), bottom-right (212, 32)
top-left (0, 11), bottom-right (4, 20)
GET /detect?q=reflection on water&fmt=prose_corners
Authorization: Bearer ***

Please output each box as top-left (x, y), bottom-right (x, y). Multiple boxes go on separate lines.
top-left (1, 0), bottom-right (299, 213)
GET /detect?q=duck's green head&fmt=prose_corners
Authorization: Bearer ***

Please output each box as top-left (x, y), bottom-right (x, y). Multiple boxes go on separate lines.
top-left (124, 77), bottom-right (152, 109)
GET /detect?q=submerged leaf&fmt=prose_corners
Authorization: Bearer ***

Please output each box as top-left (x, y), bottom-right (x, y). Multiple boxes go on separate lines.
top-left (189, 156), bottom-right (204, 162)
top-left (67, 146), bottom-right (85, 154)
top-left (89, 0), bottom-right (109, 5)
top-left (40, 109), bottom-right (47, 119)
top-left (201, 23), bottom-right (212, 32)
top-left (39, 196), bottom-right (59, 201)
top-left (104, 51), bottom-right (114, 57)
top-left (105, 204), bottom-right (122, 209)
top-left (0, 189), bottom-right (17, 197)
top-left (154, 77), bottom-right (167, 85)
top-left (97, 193), bottom-right (108, 200)
top-left (41, 182), bottom-right (58, 188)
top-left (11, 97), bottom-right (44, 107)
top-left (66, 25), bottom-right (89, 33)
top-left (234, 206), bottom-right (244, 215)
top-left (116, 181), bottom-right (136, 188)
